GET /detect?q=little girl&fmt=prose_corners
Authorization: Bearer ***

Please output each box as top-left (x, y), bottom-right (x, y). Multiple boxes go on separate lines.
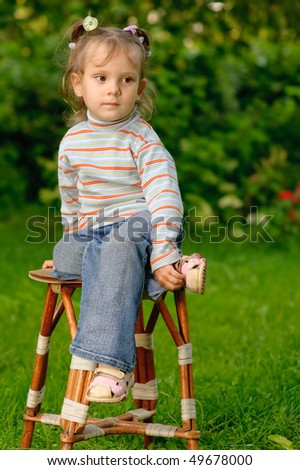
top-left (44, 16), bottom-right (206, 403)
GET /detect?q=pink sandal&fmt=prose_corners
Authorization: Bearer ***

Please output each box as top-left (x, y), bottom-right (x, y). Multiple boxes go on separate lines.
top-left (86, 364), bottom-right (134, 403)
top-left (175, 253), bottom-right (206, 294)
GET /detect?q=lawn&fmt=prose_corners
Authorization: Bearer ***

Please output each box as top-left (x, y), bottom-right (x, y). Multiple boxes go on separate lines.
top-left (0, 205), bottom-right (299, 450)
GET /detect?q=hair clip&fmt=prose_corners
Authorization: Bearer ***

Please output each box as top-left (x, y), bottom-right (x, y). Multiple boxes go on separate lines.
top-left (123, 25), bottom-right (138, 35)
top-left (69, 42), bottom-right (76, 49)
top-left (83, 16), bottom-right (98, 32)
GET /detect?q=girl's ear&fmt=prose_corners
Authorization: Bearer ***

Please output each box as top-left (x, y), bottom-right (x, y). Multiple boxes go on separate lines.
top-left (71, 73), bottom-right (83, 97)
top-left (138, 78), bottom-right (147, 97)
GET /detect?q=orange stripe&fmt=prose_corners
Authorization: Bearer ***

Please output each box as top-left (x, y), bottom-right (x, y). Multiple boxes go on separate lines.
top-left (152, 222), bottom-right (179, 228)
top-left (142, 174), bottom-right (176, 190)
top-left (152, 239), bottom-right (175, 246)
top-left (151, 248), bottom-right (176, 265)
top-left (79, 190), bottom-right (141, 200)
top-left (144, 158), bottom-right (168, 166)
top-left (59, 185), bottom-right (77, 190)
top-left (64, 146), bottom-right (131, 152)
top-left (78, 179), bottom-right (105, 186)
top-left (140, 120), bottom-right (152, 129)
top-left (66, 129), bottom-right (94, 137)
top-left (78, 209), bottom-right (103, 216)
top-left (151, 205), bottom-right (182, 214)
top-left (72, 164), bottom-right (135, 171)
top-left (141, 142), bottom-right (163, 151)
top-left (63, 218), bottom-right (89, 233)
top-left (114, 211), bottom-right (137, 218)
top-left (148, 189), bottom-right (179, 204)
top-left (119, 129), bottom-right (148, 143)
top-left (75, 209), bottom-right (143, 217)
top-left (61, 197), bottom-right (78, 204)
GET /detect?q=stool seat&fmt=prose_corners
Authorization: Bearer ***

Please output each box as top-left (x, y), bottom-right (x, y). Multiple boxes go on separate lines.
top-left (28, 268), bottom-right (158, 302)
top-left (21, 267), bottom-right (200, 450)
top-left (28, 268), bottom-right (81, 284)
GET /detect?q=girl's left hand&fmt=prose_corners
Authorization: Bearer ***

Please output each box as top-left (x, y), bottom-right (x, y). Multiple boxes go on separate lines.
top-left (42, 260), bottom-right (54, 269)
top-left (154, 264), bottom-right (185, 291)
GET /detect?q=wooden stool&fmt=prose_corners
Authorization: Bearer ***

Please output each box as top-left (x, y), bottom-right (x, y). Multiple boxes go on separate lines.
top-left (21, 268), bottom-right (200, 450)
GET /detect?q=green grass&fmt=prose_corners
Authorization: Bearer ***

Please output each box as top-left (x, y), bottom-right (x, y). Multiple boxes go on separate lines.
top-left (0, 205), bottom-right (299, 450)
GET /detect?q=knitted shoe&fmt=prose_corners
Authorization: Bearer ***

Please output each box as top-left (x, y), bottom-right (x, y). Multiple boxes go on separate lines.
top-left (175, 253), bottom-right (206, 294)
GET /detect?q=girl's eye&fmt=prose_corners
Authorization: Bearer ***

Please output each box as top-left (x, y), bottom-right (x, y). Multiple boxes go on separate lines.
top-left (96, 76), bottom-right (106, 81)
top-left (123, 77), bottom-right (133, 83)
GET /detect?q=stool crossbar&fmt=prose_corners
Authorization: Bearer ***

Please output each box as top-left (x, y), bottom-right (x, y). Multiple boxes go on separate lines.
top-left (21, 268), bottom-right (200, 450)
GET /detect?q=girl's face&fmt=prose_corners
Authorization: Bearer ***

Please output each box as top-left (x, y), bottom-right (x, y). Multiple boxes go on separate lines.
top-left (71, 42), bottom-right (147, 122)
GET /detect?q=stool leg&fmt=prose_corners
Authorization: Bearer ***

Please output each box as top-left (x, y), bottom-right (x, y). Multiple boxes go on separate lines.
top-left (58, 287), bottom-right (95, 450)
top-left (134, 303), bottom-right (159, 449)
top-left (175, 289), bottom-right (199, 450)
top-left (60, 367), bottom-right (94, 449)
top-left (21, 285), bottom-right (58, 448)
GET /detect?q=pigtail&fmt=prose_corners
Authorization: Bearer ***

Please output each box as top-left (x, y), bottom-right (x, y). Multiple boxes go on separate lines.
top-left (135, 27), bottom-right (152, 58)
top-left (123, 25), bottom-right (152, 58)
top-left (70, 20), bottom-right (87, 42)
top-left (68, 17), bottom-right (100, 48)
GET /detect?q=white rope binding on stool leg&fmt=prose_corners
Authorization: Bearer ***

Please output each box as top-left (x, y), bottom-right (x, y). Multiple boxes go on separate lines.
top-left (132, 379), bottom-right (158, 400)
top-left (146, 423), bottom-right (177, 438)
top-left (178, 343), bottom-right (193, 365)
top-left (70, 355), bottom-right (97, 371)
top-left (129, 408), bottom-right (154, 421)
top-left (41, 413), bottom-right (61, 426)
top-left (61, 397), bottom-right (89, 424)
top-left (181, 398), bottom-right (197, 420)
top-left (83, 424), bottom-right (105, 439)
top-left (36, 334), bottom-right (50, 355)
top-left (135, 333), bottom-right (153, 350)
top-left (26, 386), bottom-right (45, 408)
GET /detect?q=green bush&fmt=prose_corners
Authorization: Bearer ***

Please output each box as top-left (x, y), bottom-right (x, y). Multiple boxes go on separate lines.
top-left (1, 1), bottom-right (300, 237)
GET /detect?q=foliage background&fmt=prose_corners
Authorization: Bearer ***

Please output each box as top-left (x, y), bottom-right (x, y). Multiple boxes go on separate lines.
top-left (1, 0), bottom-right (300, 239)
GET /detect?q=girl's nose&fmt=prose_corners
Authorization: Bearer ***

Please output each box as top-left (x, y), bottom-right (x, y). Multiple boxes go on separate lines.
top-left (108, 82), bottom-right (121, 96)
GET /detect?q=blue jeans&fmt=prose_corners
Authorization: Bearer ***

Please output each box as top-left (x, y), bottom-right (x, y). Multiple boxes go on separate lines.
top-left (52, 211), bottom-right (180, 372)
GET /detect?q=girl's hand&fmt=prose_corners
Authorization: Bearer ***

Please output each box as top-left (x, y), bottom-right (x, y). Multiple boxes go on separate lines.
top-left (154, 264), bottom-right (185, 291)
top-left (42, 260), bottom-right (54, 269)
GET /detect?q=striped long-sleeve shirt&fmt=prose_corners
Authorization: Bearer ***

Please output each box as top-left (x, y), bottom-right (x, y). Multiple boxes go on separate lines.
top-left (58, 110), bottom-right (184, 271)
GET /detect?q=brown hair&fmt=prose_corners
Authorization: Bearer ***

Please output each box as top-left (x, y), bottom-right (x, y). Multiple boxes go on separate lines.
top-left (61, 19), bottom-right (157, 126)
